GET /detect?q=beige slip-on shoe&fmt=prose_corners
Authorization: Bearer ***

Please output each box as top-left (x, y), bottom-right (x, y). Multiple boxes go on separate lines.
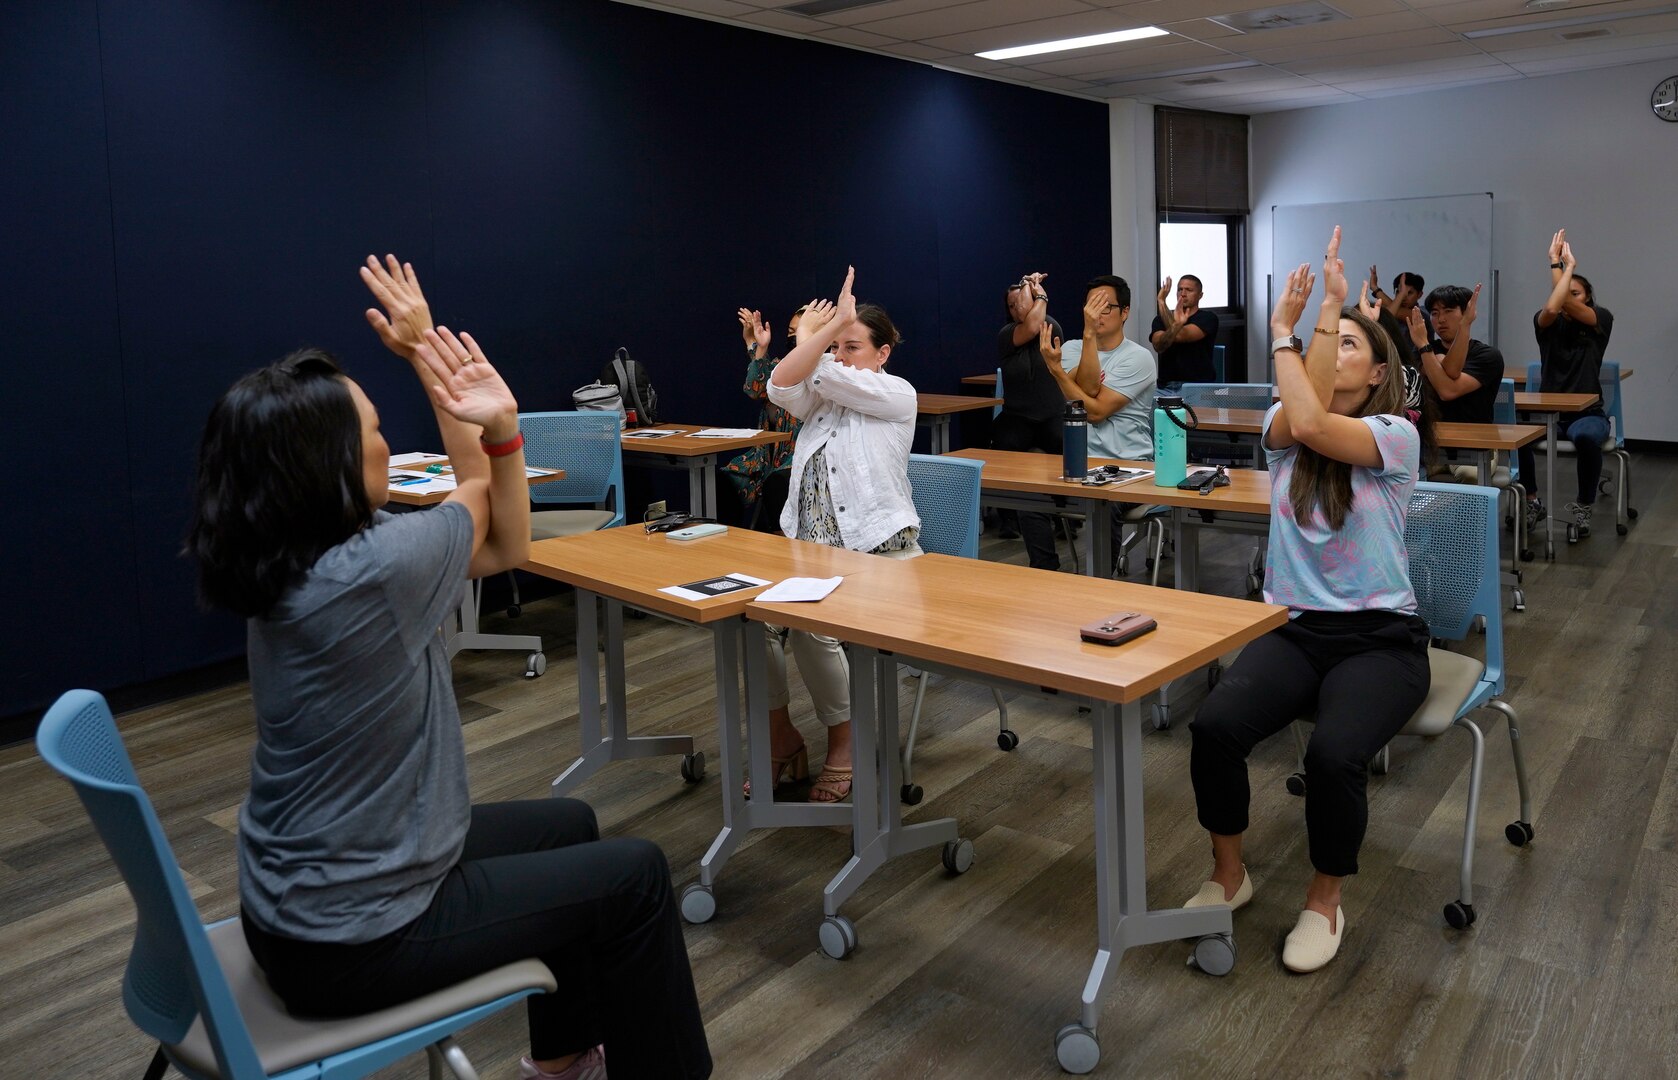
top-left (1183, 866), bottom-right (1253, 912)
top-left (1282, 905), bottom-right (1345, 973)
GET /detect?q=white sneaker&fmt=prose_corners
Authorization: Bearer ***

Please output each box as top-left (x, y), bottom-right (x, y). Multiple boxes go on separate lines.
top-left (520, 1046), bottom-right (607, 1080)
top-left (1565, 501), bottom-right (1593, 537)
top-left (1282, 906), bottom-right (1344, 973)
top-left (1183, 867), bottom-right (1253, 911)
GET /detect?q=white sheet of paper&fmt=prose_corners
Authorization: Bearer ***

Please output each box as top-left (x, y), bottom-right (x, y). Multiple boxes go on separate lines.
top-left (755, 576), bottom-right (843, 603)
top-left (387, 471), bottom-right (457, 494)
top-left (690, 427), bottom-right (761, 438)
top-left (622, 428), bottom-right (682, 439)
top-left (659, 573), bottom-right (773, 602)
top-left (389, 452), bottom-right (445, 466)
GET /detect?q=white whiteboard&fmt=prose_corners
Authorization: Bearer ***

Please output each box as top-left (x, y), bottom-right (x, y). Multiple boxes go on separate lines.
top-left (1270, 193), bottom-right (1494, 347)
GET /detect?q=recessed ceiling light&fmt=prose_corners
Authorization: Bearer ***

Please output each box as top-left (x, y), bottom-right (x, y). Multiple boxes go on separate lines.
top-left (1207, 1), bottom-right (1349, 33)
top-left (976, 26), bottom-right (1169, 61)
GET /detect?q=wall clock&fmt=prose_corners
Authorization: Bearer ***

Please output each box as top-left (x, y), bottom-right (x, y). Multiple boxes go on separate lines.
top-left (1655, 76), bottom-right (1678, 122)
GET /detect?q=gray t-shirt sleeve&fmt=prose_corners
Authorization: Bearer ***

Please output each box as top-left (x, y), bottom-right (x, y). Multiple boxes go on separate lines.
top-left (365, 503), bottom-right (474, 658)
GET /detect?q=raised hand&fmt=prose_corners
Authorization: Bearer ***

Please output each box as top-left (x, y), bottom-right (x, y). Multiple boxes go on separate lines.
top-left (1157, 277), bottom-right (1173, 312)
top-left (1357, 281), bottom-right (1382, 322)
top-left (1560, 241), bottom-right (1576, 271)
top-left (1464, 282), bottom-right (1483, 324)
top-left (1038, 320), bottom-right (1064, 369)
top-left (415, 327), bottom-right (518, 437)
top-left (752, 311), bottom-right (771, 350)
top-left (1271, 263), bottom-right (1314, 336)
top-left (1367, 264), bottom-right (1383, 300)
top-left (1407, 306), bottom-right (1428, 348)
top-left (738, 307), bottom-right (758, 346)
top-left (797, 299), bottom-right (836, 342)
top-left (1322, 226), bottom-right (1348, 305)
top-left (1083, 289), bottom-right (1107, 331)
top-left (834, 265), bottom-right (857, 327)
top-left (1549, 229), bottom-right (1566, 263)
top-left (361, 255), bottom-right (434, 359)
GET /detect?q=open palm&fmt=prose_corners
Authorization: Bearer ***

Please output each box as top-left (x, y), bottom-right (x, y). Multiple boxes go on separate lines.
top-left (416, 327), bottom-right (517, 431)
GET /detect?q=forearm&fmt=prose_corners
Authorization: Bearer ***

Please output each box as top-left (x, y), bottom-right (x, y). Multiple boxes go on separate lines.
top-left (771, 322), bottom-right (840, 388)
top-left (1273, 346), bottom-right (1325, 439)
top-left (1304, 302), bottom-right (1338, 408)
top-left (473, 445), bottom-right (533, 573)
top-left (1074, 325), bottom-right (1102, 397)
top-left (1542, 271), bottom-right (1571, 316)
top-left (1419, 351), bottom-right (1464, 401)
top-left (1440, 331), bottom-right (1469, 379)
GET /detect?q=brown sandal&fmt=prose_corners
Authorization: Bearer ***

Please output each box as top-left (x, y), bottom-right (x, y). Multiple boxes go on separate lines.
top-left (744, 743), bottom-right (808, 798)
top-left (809, 765), bottom-right (853, 803)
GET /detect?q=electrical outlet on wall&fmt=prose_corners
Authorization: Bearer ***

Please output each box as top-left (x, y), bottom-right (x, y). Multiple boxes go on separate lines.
top-left (647, 500), bottom-right (666, 519)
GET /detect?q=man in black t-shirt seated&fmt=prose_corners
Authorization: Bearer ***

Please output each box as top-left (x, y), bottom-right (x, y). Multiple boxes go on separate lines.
top-left (1414, 283), bottom-right (1503, 481)
top-left (1149, 274), bottom-right (1219, 390)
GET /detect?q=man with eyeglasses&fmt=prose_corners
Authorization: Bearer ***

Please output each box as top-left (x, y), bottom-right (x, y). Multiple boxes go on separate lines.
top-left (1150, 274), bottom-right (1219, 390)
top-left (993, 271), bottom-right (1065, 566)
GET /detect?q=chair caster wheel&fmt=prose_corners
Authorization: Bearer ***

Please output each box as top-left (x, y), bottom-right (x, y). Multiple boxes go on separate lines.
top-left (1617, 524), bottom-right (1628, 536)
top-left (1512, 589), bottom-right (1526, 612)
top-left (1474, 614), bottom-right (1487, 635)
top-left (900, 783), bottom-right (924, 806)
top-left (1191, 932), bottom-right (1237, 976)
top-left (1628, 507), bottom-right (1639, 520)
top-left (1055, 1023), bottom-right (1100, 1074)
top-left (1443, 900), bottom-right (1476, 929)
top-left (1116, 556), bottom-right (1130, 577)
top-left (1370, 746), bottom-right (1390, 775)
top-left (680, 883), bottom-right (716, 924)
top-left (1505, 820), bottom-right (1534, 846)
top-left (1566, 524), bottom-right (1578, 544)
top-left (1245, 573), bottom-right (1263, 595)
top-left (1285, 772), bottom-right (1307, 797)
top-left (997, 729), bottom-right (1019, 751)
top-left (1145, 557), bottom-right (1156, 572)
top-left (1150, 704), bottom-right (1170, 731)
top-left (506, 603), bottom-right (522, 619)
top-left (680, 752), bottom-right (706, 784)
top-left (942, 838), bottom-right (975, 874)
top-left (1519, 548), bottom-right (1534, 562)
top-left (524, 653), bottom-right (546, 678)
top-left (819, 914), bottom-right (857, 959)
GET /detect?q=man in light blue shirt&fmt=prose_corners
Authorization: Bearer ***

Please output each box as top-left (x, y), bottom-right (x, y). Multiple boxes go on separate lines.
top-left (1037, 274), bottom-right (1157, 461)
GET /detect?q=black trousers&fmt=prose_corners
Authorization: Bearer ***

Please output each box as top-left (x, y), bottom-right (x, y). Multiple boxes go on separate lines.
top-left (1188, 611), bottom-right (1430, 877)
top-left (991, 412), bottom-right (1063, 570)
top-left (243, 799), bottom-right (712, 1078)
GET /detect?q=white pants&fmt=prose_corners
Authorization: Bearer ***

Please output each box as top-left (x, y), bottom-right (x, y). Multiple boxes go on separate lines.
top-left (763, 544), bottom-right (922, 727)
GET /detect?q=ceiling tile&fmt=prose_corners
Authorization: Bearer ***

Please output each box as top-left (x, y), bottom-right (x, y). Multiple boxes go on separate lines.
top-left (1484, 25), bottom-right (1678, 57)
top-left (650, 0), bottom-right (761, 15)
top-left (815, 0), bottom-right (981, 28)
top-left (1327, 58), bottom-right (1515, 90)
top-left (1242, 25), bottom-right (1461, 62)
top-left (853, 0), bottom-right (1094, 40)
top-left (1352, 71), bottom-right (1524, 94)
top-left (735, 8), bottom-right (834, 32)
top-left (1024, 38), bottom-right (1229, 75)
top-left (811, 24), bottom-right (904, 46)
top-left (1285, 40), bottom-right (1485, 76)
top-left (922, 10), bottom-right (1179, 54)
top-left (1508, 40), bottom-right (1678, 69)
top-left (874, 40), bottom-right (962, 59)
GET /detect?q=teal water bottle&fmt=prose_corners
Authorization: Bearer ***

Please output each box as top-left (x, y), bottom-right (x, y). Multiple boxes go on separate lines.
top-left (1153, 394), bottom-right (1198, 486)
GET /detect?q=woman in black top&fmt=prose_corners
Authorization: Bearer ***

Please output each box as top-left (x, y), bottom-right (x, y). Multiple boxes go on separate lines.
top-left (992, 272), bottom-right (1066, 570)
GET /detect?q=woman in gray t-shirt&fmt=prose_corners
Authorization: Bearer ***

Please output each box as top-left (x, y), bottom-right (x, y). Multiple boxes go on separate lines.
top-left (186, 257), bottom-right (710, 1080)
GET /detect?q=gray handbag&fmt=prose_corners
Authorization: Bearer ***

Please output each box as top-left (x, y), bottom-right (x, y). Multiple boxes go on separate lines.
top-left (572, 380), bottom-right (625, 426)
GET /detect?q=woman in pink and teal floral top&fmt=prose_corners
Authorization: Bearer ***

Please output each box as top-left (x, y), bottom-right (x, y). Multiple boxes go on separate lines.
top-left (722, 306), bottom-right (804, 530)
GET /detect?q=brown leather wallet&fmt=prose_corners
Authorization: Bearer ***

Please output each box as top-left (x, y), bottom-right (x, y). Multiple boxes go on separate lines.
top-left (1079, 612), bottom-right (1158, 646)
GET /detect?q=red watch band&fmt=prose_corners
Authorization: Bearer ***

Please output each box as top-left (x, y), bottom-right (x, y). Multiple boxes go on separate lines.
top-left (480, 431), bottom-right (524, 457)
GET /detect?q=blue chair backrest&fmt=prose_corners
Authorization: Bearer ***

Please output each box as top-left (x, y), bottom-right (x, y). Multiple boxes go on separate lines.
top-left (1493, 378), bottom-right (1516, 424)
top-left (1178, 382), bottom-right (1274, 412)
top-left (37, 690), bottom-right (266, 1079)
top-left (1405, 483), bottom-right (1504, 692)
top-left (907, 453), bottom-right (983, 560)
top-left (1525, 360), bottom-right (1540, 392)
top-left (519, 411), bottom-right (626, 525)
top-left (1212, 344), bottom-right (1226, 382)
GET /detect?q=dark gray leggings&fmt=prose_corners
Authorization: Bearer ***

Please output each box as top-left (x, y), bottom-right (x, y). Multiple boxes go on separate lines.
top-left (242, 799), bottom-right (711, 1078)
top-left (1189, 610), bottom-right (1431, 877)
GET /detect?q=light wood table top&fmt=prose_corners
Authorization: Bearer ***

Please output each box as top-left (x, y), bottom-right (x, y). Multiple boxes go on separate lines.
top-left (918, 393), bottom-right (1002, 414)
top-left (522, 523), bottom-right (883, 623)
top-left (617, 424), bottom-right (789, 457)
top-left (1182, 408), bottom-right (1545, 452)
top-left (960, 373), bottom-right (999, 387)
top-left (1513, 391), bottom-right (1600, 412)
top-left (945, 447), bottom-right (1275, 515)
top-left (748, 552), bottom-right (1286, 704)
top-left (386, 457), bottom-right (566, 507)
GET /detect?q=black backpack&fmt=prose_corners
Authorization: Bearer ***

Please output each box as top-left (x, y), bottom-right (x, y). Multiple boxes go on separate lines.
top-left (601, 347), bottom-right (659, 428)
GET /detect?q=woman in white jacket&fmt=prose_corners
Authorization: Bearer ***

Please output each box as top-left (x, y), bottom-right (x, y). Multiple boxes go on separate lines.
top-left (758, 266), bottom-right (921, 802)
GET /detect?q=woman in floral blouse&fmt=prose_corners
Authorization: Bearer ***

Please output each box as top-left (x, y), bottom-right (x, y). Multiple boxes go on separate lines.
top-left (722, 306), bottom-right (804, 530)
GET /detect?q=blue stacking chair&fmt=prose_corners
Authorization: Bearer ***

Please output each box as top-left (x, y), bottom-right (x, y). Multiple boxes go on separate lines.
top-left (500, 410), bottom-right (627, 622)
top-left (1525, 360), bottom-right (1636, 539)
top-left (898, 454), bottom-right (1011, 805)
top-left (35, 690), bottom-right (555, 1080)
top-left (1284, 484), bottom-right (1534, 929)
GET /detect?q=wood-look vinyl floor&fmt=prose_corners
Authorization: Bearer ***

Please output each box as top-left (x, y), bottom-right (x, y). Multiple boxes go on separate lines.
top-left (5, 454), bottom-right (1676, 1079)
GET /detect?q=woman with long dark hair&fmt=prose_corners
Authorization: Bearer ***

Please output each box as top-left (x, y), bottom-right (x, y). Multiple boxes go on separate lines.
top-left (188, 257), bottom-right (710, 1080)
top-left (1183, 228), bottom-right (1430, 974)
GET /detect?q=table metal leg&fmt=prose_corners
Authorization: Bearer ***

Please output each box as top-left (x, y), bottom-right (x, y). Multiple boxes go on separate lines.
top-left (1545, 413), bottom-right (1557, 561)
top-left (445, 577), bottom-right (543, 662)
top-left (925, 415), bottom-right (952, 456)
top-left (550, 592), bottom-right (696, 797)
top-left (1085, 500), bottom-right (1113, 579)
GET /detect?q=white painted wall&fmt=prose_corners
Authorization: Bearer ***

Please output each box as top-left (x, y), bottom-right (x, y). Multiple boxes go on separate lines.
top-left (1249, 58), bottom-right (1678, 442)
top-left (1109, 98), bottom-right (1156, 343)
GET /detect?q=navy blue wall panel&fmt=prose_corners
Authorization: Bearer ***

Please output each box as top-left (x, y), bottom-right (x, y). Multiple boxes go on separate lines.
top-left (2, 0), bottom-right (1109, 719)
top-left (1, 2), bottom-right (145, 711)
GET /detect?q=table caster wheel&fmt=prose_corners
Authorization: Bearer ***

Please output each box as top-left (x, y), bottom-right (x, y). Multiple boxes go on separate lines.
top-left (680, 883), bottom-right (716, 924)
top-left (1443, 900), bottom-right (1476, 929)
top-left (680, 752), bottom-right (706, 784)
top-left (1512, 589), bottom-right (1526, 612)
top-left (942, 838), bottom-right (975, 874)
top-left (1055, 1023), bottom-right (1100, 1074)
top-left (1505, 820), bottom-right (1534, 846)
top-left (1628, 507), bottom-right (1639, 520)
top-left (900, 783), bottom-right (924, 805)
top-left (524, 652), bottom-right (546, 678)
top-left (819, 914), bottom-right (857, 959)
top-left (1371, 746), bottom-right (1390, 775)
top-left (1151, 704), bottom-right (1170, 731)
top-left (1566, 524), bottom-right (1578, 545)
top-left (1191, 932), bottom-right (1237, 976)
top-left (997, 729), bottom-right (1019, 751)
top-left (1285, 772), bottom-right (1307, 797)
